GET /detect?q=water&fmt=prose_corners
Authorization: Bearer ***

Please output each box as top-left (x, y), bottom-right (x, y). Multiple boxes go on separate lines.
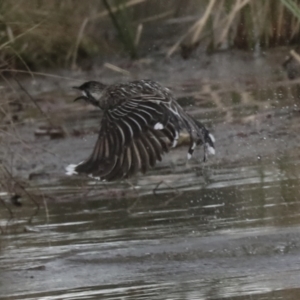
top-left (1, 156), bottom-right (300, 299)
top-left (2, 50), bottom-right (300, 299)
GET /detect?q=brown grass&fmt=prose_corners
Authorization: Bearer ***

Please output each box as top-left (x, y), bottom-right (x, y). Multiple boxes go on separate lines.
top-left (0, 1), bottom-right (300, 70)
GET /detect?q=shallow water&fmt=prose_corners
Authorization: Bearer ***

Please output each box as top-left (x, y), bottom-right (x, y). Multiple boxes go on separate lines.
top-left (1, 155), bottom-right (300, 300)
top-left (2, 50), bottom-right (300, 299)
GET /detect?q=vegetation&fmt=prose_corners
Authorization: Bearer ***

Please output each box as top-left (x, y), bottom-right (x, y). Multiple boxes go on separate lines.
top-left (0, 0), bottom-right (300, 69)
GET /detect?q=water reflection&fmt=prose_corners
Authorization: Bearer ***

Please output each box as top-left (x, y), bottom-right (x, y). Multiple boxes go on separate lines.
top-left (1, 156), bottom-right (300, 299)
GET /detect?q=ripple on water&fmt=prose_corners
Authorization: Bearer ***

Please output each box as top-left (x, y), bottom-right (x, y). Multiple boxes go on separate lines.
top-left (1, 157), bottom-right (300, 300)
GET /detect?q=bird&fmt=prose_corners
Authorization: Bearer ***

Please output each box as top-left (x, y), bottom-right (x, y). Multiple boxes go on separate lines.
top-left (66, 79), bottom-right (215, 181)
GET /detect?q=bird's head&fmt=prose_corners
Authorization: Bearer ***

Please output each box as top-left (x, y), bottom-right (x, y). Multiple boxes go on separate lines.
top-left (73, 81), bottom-right (107, 107)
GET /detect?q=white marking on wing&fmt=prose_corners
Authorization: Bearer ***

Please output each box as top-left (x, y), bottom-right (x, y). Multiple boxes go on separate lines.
top-left (209, 133), bottom-right (215, 143)
top-left (65, 163), bottom-right (82, 175)
top-left (154, 122), bottom-right (164, 130)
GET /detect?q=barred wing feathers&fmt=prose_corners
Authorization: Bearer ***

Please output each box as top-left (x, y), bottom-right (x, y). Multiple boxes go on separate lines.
top-left (72, 80), bottom-right (215, 180)
top-left (74, 97), bottom-right (179, 181)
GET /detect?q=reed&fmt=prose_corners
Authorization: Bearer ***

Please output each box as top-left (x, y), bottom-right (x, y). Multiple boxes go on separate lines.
top-left (103, 0), bottom-right (138, 59)
top-left (0, 0), bottom-right (300, 69)
top-left (169, 0), bottom-right (300, 57)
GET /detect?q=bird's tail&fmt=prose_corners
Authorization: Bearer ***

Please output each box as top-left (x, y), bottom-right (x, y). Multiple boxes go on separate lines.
top-left (193, 118), bottom-right (215, 161)
top-left (171, 102), bottom-right (215, 161)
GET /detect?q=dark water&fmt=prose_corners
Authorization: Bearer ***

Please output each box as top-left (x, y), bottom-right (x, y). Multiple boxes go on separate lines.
top-left (1, 156), bottom-right (300, 300)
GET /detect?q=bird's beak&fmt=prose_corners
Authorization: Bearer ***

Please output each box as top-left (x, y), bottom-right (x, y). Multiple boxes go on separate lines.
top-left (73, 86), bottom-right (87, 102)
top-left (74, 96), bottom-right (87, 102)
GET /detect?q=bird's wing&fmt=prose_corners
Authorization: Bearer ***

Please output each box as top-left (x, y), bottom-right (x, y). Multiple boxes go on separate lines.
top-left (75, 97), bottom-right (181, 180)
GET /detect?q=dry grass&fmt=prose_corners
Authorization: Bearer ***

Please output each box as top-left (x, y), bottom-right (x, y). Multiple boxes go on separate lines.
top-left (0, 0), bottom-right (154, 70)
top-left (0, 1), bottom-right (132, 69)
top-left (0, 1), bottom-right (298, 70)
top-left (0, 1), bottom-right (300, 70)
top-left (168, 0), bottom-right (300, 57)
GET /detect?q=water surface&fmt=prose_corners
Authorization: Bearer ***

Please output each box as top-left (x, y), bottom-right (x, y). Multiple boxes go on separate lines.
top-left (2, 51), bottom-right (300, 299)
top-left (1, 155), bottom-right (300, 300)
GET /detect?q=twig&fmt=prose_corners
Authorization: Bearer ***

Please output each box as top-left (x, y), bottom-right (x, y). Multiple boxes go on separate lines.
top-left (137, 10), bottom-right (174, 24)
top-left (153, 180), bottom-right (182, 207)
top-left (72, 17), bottom-right (89, 70)
top-left (153, 180), bottom-right (181, 196)
top-left (104, 63), bottom-right (131, 76)
top-left (159, 192), bottom-right (182, 207)
top-left (167, 0), bottom-right (216, 57)
top-left (0, 23), bottom-right (41, 51)
top-left (217, 0), bottom-right (250, 46)
top-left (191, 0), bottom-right (216, 44)
top-left (92, 0), bottom-right (146, 20)
top-left (1, 69), bottom-right (83, 81)
top-left (290, 49), bottom-right (300, 64)
top-left (7, 46), bottom-right (34, 80)
top-left (0, 197), bottom-right (14, 221)
top-left (134, 23), bottom-right (143, 47)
